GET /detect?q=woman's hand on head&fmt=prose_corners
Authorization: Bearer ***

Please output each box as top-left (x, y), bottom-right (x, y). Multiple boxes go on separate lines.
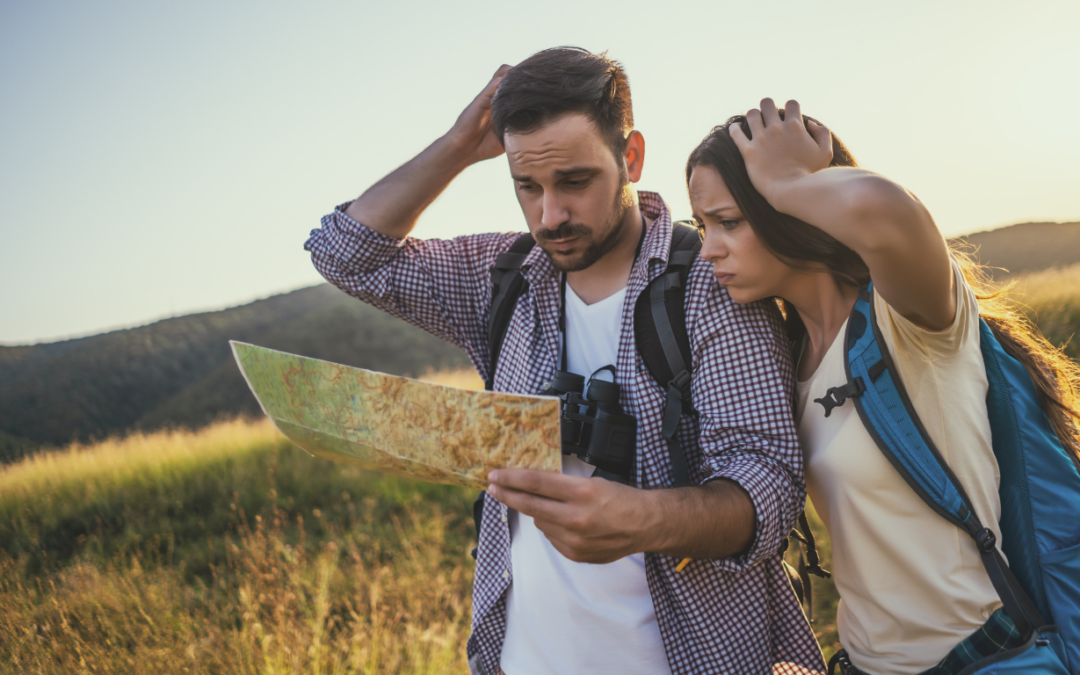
top-left (728, 99), bottom-right (955, 331)
top-left (730, 99), bottom-right (833, 208)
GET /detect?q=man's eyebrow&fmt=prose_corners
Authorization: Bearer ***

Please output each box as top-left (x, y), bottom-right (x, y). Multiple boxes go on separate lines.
top-left (511, 167), bottom-right (600, 182)
top-left (554, 167), bottom-right (600, 178)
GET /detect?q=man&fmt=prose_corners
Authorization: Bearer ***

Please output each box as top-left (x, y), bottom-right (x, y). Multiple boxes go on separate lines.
top-left (305, 47), bottom-right (823, 675)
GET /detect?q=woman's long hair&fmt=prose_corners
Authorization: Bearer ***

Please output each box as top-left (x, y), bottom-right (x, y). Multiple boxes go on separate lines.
top-left (687, 114), bottom-right (1080, 468)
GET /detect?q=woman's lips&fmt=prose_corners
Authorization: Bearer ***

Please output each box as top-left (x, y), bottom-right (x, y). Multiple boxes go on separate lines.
top-left (713, 272), bottom-right (735, 285)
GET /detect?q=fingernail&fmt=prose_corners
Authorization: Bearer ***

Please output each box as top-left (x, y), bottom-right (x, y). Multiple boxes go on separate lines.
top-left (488, 470), bottom-right (499, 482)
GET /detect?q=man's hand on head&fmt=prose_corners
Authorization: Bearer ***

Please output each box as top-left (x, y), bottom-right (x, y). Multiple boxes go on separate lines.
top-left (343, 64), bottom-right (512, 239)
top-left (486, 468), bottom-right (655, 564)
top-left (446, 64), bottom-right (513, 166)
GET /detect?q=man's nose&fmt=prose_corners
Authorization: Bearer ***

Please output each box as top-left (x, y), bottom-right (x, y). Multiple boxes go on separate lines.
top-left (540, 192), bottom-right (570, 230)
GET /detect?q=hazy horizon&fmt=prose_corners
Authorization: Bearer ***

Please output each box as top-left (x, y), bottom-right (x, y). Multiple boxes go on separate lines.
top-left (3, 0), bottom-right (1078, 345)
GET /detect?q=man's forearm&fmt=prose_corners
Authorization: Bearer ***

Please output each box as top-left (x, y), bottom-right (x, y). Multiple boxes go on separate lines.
top-left (344, 135), bottom-right (472, 240)
top-left (641, 479), bottom-right (755, 559)
top-left (343, 65), bottom-right (511, 241)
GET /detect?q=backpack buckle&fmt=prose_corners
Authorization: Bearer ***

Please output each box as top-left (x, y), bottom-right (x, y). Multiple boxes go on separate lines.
top-left (814, 377), bottom-right (865, 418)
top-left (668, 369), bottom-right (691, 396)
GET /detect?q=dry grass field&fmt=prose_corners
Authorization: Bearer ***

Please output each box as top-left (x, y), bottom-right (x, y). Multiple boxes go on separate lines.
top-left (0, 419), bottom-right (476, 674)
top-left (4, 270), bottom-right (1077, 673)
top-left (1010, 263), bottom-right (1080, 359)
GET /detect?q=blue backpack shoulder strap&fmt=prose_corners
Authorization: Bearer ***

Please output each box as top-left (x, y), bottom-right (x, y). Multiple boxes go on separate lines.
top-left (840, 284), bottom-right (1048, 640)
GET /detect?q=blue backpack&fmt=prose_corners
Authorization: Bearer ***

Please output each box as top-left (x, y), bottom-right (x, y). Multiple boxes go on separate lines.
top-left (818, 285), bottom-right (1080, 673)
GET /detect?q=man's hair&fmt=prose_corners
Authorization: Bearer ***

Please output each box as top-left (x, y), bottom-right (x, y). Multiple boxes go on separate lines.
top-left (491, 47), bottom-right (633, 161)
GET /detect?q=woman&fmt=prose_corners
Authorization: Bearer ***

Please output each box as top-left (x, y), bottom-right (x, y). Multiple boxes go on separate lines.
top-left (686, 99), bottom-right (1080, 674)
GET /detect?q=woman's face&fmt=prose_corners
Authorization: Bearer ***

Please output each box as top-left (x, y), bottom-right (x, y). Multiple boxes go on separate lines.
top-left (688, 164), bottom-right (795, 304)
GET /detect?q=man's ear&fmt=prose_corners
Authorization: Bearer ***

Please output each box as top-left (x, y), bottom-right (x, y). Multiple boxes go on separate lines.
top-left (624, 130), bottom-right (645, 183)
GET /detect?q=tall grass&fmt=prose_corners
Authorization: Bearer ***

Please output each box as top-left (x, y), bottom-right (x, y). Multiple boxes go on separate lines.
top-left (1011, 262), bottom-right (1080, 358)
top-left (0, 492), bottom-right (473, 674)
top-left (0, 416), bottom-right (478, 674)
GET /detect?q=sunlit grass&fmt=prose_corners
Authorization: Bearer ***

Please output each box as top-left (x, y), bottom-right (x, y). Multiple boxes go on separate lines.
top-left (1009, 262), bottom-right (1080, 358)
top-left (0, 497), bottom-right (473, 674)
top-left (0, 417), bottom-right (278, 517)
top-left (0, 411), bottom-right (477, 674)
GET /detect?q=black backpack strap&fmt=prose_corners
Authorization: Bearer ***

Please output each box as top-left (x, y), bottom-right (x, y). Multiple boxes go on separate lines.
top-left (635, 221), bottom-right (700, 485)
top-left (474, 233), bottom-right (535, 560)
top-left (486, 233), bottom-right (536, 391)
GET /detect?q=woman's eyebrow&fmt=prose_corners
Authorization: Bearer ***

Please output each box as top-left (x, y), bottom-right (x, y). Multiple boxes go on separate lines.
top-left (703, 205), bottom-right (740, 217)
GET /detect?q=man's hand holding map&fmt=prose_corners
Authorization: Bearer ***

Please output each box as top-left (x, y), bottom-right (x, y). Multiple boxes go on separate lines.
top-left (231, 342), bottom-right (561, 489)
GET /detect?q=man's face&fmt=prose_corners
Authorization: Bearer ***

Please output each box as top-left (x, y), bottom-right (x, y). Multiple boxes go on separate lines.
top-left (504, 113), bottom-right (634, 272)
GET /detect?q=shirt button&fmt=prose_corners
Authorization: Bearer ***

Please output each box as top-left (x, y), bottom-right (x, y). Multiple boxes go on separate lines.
top-left (503, 570), bottom-right (511, 580)
top-left (502, 511), bottom-right (508, 523)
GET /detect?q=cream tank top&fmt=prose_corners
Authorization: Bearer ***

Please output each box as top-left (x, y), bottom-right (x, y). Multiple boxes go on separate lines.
top-left (796, 264), bottom-right (1004, 674)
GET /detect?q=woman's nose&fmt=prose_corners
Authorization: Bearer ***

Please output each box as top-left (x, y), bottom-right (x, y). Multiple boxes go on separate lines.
top-left (699, 230), bottom-right (727, 261)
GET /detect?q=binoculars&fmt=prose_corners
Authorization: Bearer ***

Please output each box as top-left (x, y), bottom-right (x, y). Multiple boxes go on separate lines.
top-left (542, 370), bottom-right (638, 483)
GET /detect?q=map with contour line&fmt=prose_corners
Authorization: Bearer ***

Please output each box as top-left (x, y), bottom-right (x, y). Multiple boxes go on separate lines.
top-left (231, 342), bottom-right (561, 489)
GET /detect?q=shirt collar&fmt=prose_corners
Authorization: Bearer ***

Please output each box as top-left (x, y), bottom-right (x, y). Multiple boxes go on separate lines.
top-left (637, 191), bottom-right (675, 280)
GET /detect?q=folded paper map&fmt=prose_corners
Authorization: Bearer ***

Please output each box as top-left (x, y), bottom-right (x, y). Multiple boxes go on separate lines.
top-left (231, 342), bottom-right (561, 489)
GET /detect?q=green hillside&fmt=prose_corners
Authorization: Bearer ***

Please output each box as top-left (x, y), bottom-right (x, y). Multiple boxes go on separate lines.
top-left (0, 285), bottom-right (470, 460)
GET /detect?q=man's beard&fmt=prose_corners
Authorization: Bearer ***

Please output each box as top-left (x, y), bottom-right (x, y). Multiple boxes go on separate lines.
top-left (536, 183), bottom-right (636, 273)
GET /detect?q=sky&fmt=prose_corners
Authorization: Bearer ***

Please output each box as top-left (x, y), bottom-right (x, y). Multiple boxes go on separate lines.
top-left (1, 0), bottom-right (1078, 345)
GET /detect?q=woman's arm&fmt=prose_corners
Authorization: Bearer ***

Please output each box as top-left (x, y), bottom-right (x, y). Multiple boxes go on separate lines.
top-left (731, 99), bottom-right (956, 330)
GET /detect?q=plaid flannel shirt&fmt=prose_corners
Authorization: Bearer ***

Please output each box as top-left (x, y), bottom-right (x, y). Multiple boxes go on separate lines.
top-left (305, 191), bottom-right (824, 674)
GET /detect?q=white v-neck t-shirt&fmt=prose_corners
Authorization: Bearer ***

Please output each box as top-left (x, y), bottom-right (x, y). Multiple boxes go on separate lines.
top-left (796, 265), bottom-right (1002, 674)
top-left (500, 284), bottom-right (672, 675)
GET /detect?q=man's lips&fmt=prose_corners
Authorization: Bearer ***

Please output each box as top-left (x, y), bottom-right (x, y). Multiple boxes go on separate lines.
top-left (544, 237), bottom-right (579, 253)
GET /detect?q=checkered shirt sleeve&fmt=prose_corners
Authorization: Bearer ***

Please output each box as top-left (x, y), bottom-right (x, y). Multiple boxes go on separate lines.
top-left (303, 204), bottom-right (519, 381)
top-left (686, 263), bottom-right (805, 572)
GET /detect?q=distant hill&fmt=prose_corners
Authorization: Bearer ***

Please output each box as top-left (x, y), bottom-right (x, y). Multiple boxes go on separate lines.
top-left (953, 221), bottom-right (1080, 278)
top-left (0, 285), bottom-right (471, 461)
